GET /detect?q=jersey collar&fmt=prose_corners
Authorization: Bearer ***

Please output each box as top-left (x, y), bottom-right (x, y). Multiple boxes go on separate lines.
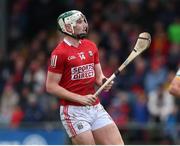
top-left (63, 38), bottom-right (81, 47)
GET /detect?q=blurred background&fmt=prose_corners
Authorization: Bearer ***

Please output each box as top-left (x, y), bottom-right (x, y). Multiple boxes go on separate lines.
top-left (0, 0), bottom-right (180, 144)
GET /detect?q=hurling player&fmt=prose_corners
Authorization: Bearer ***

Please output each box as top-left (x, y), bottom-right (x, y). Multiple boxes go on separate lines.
top-left (46, 10), bottom-right (124, 145)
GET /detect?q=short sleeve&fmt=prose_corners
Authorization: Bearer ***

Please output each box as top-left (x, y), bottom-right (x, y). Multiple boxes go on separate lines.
top-left (93, 44), bottom-right (99, 64)
top-left (48, 51), bottom-right (65, 74)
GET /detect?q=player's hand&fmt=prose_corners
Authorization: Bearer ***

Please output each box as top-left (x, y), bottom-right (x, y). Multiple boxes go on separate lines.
top-left (103, 78), bottom-right (114, 92)
top-left (77, 94), bottom-right (97, 106)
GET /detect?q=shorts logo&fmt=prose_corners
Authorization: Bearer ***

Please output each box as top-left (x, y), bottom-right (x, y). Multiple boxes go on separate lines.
top-left (77, 122), bottom-right (83, 130)
top-left (50, 55), bottom-right (58, 67)
top-left (78, 52), bottom-right (86, 60)
top-left (71, 63), bottom-right (95, 80)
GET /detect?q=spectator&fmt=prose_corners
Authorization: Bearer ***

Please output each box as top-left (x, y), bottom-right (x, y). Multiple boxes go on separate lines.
top-left (0, 84), bottom-right (19, 125)
top-left (108, 91), bottom-right (131, 126)
top-left (147, 84), bottom-right (175, 123)
top-left (144, 56), bottom-right (168, 93)
top-left (132, 86), bottom-right (149, 123)
top-left (23, 93), bottom-right (45, 122)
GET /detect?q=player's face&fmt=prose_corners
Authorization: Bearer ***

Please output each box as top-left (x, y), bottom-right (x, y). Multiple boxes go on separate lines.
top-left (74, 15), bottom-right (88, 35)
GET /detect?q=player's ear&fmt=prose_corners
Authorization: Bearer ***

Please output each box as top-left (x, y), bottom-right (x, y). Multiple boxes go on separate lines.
top-left (65, 24), bottom-right (73, 33)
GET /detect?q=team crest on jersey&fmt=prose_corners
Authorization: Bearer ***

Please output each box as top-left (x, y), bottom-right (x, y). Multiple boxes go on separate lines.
top-left (78, 52), bottom-right (86, 60)
top-left (88, 51), bottom-right (93, 57)
top-left (50, 55), bottom-right (58, 67)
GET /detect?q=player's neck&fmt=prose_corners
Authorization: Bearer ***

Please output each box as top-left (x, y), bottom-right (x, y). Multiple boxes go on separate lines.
top-left (64, 36), bottom-right (80, 48)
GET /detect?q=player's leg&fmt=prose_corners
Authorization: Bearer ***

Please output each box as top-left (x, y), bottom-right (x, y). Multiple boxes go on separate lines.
top-left (71, 130), bottom-right (95, 144)
top-left (93, 123), bottom-right (124, 145)
top-left (91, 104), bottom-right (124, 145)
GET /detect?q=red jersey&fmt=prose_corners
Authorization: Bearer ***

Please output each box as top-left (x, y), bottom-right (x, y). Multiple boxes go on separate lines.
top-left (48, 39), bottom-right (100, 106)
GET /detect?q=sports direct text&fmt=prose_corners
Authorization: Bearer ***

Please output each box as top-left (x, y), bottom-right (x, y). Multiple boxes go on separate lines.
top-left (71, 63), bottom-right (95, 80)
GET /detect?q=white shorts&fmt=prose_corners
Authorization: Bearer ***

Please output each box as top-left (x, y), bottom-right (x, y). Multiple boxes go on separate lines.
top-left (60, 103), bottom-right (114, 137)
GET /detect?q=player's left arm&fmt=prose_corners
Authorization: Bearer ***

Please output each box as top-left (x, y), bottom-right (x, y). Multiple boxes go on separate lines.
top-left (94, 63), bottom-right (106, 86)
top-left (93, 42), bottom-right (113, 91)
top-left (94, 63), bottom-right (114, 91)
top-left (169, 76), bottom-right (180, 98)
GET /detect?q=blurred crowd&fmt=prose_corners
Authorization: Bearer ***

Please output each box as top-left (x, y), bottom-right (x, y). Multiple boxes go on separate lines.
top-left (0, 0), bottom-right (180, 144)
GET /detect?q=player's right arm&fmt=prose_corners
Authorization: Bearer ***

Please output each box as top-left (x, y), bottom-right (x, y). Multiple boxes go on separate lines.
top-left (46, 71), bottom-right (96, 105)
